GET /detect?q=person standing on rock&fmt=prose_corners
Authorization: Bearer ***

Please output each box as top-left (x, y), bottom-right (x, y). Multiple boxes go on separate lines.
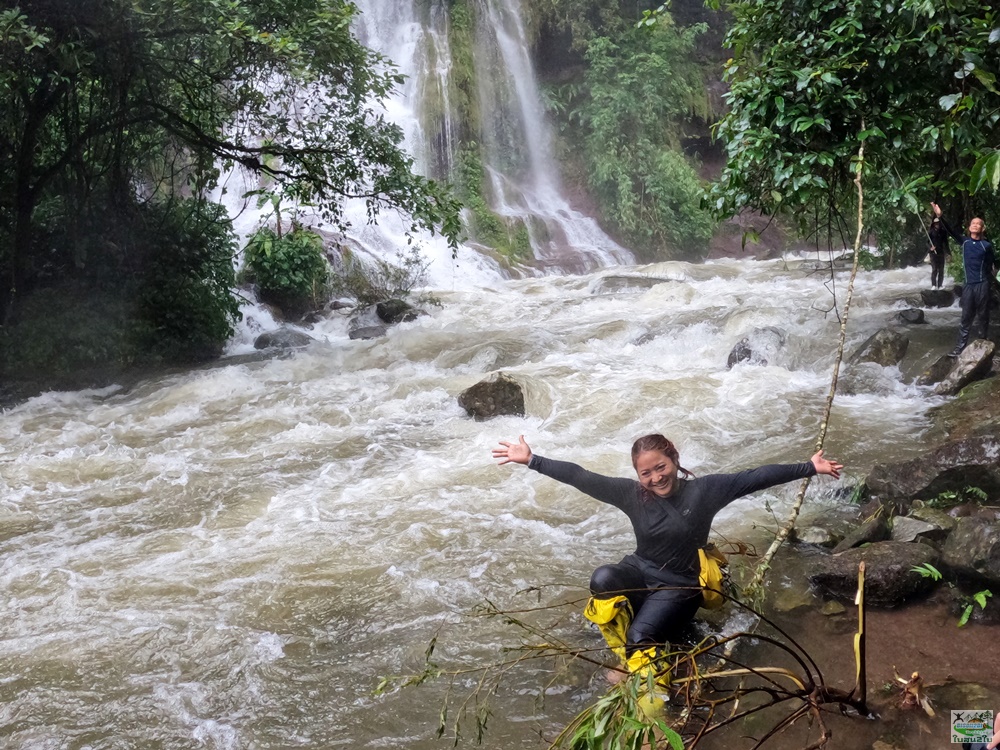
top-left (492, 433), bottom-right (843, 671)
top-left (931, 203), bottom-right (998, 357)
top-left (927, 215), bottom-right (950, 290)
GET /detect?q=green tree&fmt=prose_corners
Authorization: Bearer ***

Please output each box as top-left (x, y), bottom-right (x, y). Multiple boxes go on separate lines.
top-left (708, 0), bottom-right (1000, 245)
top-left (0, 0), bottom-right (460, 368)
top-left (547, 15), bottom-right (715, 260)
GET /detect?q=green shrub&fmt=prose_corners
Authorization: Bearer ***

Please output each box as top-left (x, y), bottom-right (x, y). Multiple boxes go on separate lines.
top-left (1, 198), bottom-right (241, 378)
top-left (242, 227), bottom-right (330, 316)
top-left (135, 200), bottom-right (241, 363)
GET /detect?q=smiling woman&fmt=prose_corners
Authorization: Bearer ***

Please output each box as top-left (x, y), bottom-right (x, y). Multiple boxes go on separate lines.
top-left (493, 433), bottom-right (843, 668)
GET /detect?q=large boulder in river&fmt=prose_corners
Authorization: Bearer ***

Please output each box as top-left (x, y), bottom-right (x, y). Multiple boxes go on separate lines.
top-left (349, 325), bottom-right (388, 340)
top-left (848, 327), bottom-right (909, 367)
top-left (933, 339), bottom-right (996, 396)
top-left (920, 288), bottom-right (958, 308)
top-left (809, 541), bottom-right (940, 607)
top-left (458, 372), bottom-right (526, 420)
top-left (726, 327), bottom-right (786, 369)
top-left (254, 327), bottom-right (313, 350)
top-left (894, 308), bottom-right (926, 325)
top-left (941, 516), bottom-right (1000, 587)
top-left (864, 435), bottom-right (1000, 512)
top-left (376, 298), bottom-right (421, 324)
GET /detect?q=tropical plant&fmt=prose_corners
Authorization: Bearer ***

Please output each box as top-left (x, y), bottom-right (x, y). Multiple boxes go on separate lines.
top-left (958, 589), bottom-right (993, 627)
top-left (911, 563), bottom-right (943, 582)
top-left (242, 227), bottom-right (329, 317)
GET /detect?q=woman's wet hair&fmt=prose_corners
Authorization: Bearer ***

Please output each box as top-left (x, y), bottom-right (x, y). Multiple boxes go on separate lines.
top-left (631, 434), bottom-right (693, 478)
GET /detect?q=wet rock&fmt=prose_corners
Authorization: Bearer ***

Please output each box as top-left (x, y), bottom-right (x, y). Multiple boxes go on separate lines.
top-left (820, 600), bottom-right (846, 616)
top-left (376, 298), bottom-right (421, 324)
top-left (848, 328), bottom-right (909, 367)
top-left (253, 328), bottom-right (313, 350)
top-left (933, 339), bottom-right (996, 396)
top-left (934, 376), bottom-right (1000, 441)
top-left (916, 353), bottom-right (957, 386)
top-left (927, 681), bottom-right (995, 712)
top-left (726, 327), bottom-right (786, 369)
top-left (809, 541), bottom-right (940, 607)
top-left (920, 288), bottom-right (957, 308)
top-left (832, 516), bottom-right (889, 554)
top-left (348, 304), bottom-right (381, 331)
top-left (908, 506), bottom-right (958, 534)
top-left (769, 577), bottom-right (819, 613)
top-left (790, 526), bottom-right (840, 548)
top-left (864, 436), bottom-right (1000, 512)
top-left (894, 308), bottom-right (926, 325)
top-left (349, 325), bottom-right (388, 340)
top-left (941, 517), bottom-right (1000, 587)
top-left (891, 516), bottom-right (948, 544)
top-left (458, 372), bottom-right (526, 420)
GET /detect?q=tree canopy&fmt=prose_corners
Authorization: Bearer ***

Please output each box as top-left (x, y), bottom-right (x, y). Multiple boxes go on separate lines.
top-left (0, 0), bottom-right (460, 361)
top-left (708, 0), bottom-right (1000, 245)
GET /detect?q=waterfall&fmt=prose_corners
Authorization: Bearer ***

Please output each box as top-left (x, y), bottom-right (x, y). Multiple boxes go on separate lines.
top-left (470, 0), bottom-right (633, 271)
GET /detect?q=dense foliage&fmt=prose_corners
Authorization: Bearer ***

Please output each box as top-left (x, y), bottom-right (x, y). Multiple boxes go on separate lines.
top-left (0, 0), bottom-right (460, 377)
top-left (537, 2), bottom-right (717, 260)
top-left (709, 0), bottom-right (1000, 249)
top-left (242, 227), bottom-right (329, 318)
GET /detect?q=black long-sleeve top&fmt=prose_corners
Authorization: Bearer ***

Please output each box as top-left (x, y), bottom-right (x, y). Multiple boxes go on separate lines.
top-left (528, 454), bottom-right (816, 583)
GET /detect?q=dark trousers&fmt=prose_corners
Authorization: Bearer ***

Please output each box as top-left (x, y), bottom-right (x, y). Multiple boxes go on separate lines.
top-left (930, 251), bottom-right (946, 288)
top-left (954, 280), bottom-right (992, 352)
top-left (590, 559), bottom-right (702, 654)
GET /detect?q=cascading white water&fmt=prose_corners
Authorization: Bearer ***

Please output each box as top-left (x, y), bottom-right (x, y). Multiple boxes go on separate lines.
top-left (215, 0), bottom-right (634, 291)
top-left (472, 0), bottom-right (634, 270)
top-left (0, 257), bottom-right (959, 747)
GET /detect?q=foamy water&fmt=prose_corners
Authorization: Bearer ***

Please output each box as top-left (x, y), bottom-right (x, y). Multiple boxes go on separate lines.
top-left (0, 258), bottom-right (958, 747)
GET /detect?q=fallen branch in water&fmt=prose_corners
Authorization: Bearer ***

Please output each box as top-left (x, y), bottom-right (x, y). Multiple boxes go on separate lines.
top-left (377, 566), bottom-right (873, 749)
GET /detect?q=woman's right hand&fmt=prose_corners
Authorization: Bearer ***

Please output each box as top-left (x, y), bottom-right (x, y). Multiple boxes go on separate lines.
top-left (493, 435), bottom-right (532, 465)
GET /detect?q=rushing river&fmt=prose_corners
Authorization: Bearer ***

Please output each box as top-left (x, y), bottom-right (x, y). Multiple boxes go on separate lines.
top-left (0, 257), bottom-right (959, 748)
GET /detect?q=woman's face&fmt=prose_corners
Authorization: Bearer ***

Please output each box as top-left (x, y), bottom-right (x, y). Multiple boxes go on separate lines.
top-left (634, 449), bottom-right (679, 498)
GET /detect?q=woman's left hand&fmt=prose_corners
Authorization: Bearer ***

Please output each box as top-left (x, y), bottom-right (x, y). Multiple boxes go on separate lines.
top-left (811, 450), bottom-right (843, 478)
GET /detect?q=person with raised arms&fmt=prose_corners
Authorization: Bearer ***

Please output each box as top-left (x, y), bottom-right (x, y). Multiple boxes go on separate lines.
top-left (931, 202), bottom-right (998, 357)
top-left (493, 433), bottom-right (843, 673)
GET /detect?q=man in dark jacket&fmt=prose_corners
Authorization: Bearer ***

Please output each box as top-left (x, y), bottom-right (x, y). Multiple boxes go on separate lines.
top-left (931, 203), bottom-right (998, 356)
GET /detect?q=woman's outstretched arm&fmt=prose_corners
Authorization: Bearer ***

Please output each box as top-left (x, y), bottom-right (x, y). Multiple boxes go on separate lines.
top-left (493, 436), bottom-right (635, 509)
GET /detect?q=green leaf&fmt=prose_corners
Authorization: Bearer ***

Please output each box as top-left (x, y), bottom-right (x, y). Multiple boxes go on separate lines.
top-left (969, 151), bottom-right (1000, 194)
top-left (958, 604), bottom-right (973, 627)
